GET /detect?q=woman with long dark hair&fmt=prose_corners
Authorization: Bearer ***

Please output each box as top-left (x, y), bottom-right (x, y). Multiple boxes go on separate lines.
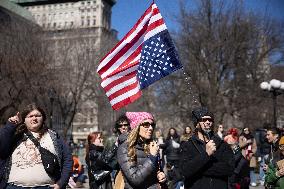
top-left (163, 127), bottom-right (180, 168)
top-left (85, 132), bottom-right (117, 189)
top-left (180, 126), bottom-right (193, 143)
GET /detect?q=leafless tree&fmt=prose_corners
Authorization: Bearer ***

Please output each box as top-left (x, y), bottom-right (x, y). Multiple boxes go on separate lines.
top-left (154, 0), bottom-right (284, 130)
top-left (0, 11), bottom-right (53, 124)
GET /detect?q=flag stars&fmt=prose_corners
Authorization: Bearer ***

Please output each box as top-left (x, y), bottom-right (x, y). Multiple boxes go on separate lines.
top-left (137, 32), bottom-right (182, 88)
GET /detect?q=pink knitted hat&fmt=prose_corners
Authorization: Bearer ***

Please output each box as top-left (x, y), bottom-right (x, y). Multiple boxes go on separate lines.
top-left (125, 112), bottom-right (154, 130)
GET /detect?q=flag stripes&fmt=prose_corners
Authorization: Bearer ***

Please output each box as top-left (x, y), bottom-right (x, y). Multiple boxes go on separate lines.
top-left (97, 3), bottom-right (171, 110)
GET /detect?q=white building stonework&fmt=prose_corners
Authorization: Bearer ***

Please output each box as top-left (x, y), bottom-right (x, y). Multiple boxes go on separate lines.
top-left (24, 0), bottom-right (113, 31)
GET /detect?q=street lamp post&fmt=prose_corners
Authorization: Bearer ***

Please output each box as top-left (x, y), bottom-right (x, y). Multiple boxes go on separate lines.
top-left (260, 79), bottom-right (284, 128)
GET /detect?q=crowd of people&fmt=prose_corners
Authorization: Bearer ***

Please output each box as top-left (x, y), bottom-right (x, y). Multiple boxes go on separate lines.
top-left (1, 103), bottom-right (284, 189)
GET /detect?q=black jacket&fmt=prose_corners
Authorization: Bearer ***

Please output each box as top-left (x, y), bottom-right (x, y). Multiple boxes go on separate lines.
top-left (180, 135), bottom-right (234, 189)
top-left (161, 137), bottom-right (180, 162)
top-left (86, 144), bottom-right (117, 189)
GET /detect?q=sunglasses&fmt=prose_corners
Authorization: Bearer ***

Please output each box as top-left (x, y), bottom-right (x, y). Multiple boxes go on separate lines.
top-left (200, 118), bottom-right (213, 122)
top-left (140, 122), bottom-right (156, 128)
top-left (118, 123), bottom-right (129, 127)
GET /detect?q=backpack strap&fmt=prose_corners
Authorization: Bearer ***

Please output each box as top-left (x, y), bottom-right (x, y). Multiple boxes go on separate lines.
top-left (25, 132), bottom-right (41, 148)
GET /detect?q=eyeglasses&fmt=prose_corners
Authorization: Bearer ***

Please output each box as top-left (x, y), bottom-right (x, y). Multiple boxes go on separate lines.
top-left (140, 122), bottom-right (155, 129)
top-left (200, 118), bottom-right (213, 122)
top-left (118, 123), bottom-right (129, 127)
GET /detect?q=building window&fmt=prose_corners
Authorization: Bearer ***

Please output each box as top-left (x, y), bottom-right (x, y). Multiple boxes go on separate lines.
top-left (87, 19), bottom-right (90, 26)
top-left (81, 20), bottom-right (84, 26)
top-left (70, 21), bottom-right (74, 26)
top-left (53, 23), bottom-right (56, 27)
top-left (93, 19), bottom-right (96, 25)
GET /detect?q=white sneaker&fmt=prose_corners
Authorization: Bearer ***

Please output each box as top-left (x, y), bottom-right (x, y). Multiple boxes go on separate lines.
top-left (260, 181), bottom-right (265, 186)
top-left (250, 182), bottom-right (257, 187)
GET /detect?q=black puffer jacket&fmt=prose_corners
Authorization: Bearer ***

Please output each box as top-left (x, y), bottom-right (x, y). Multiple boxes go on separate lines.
top-left (117, 139), bottom-right (160, 189)
top-left (180, 135), bottom-right (234, 189)
top-left (86, 144), bottom-right (117, 189)
top-left (161, 137), bottom-right (180, 162)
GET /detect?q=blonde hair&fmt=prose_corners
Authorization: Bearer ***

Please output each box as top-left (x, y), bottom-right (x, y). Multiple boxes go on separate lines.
top-left (127, 125), bottom-right (150, 163)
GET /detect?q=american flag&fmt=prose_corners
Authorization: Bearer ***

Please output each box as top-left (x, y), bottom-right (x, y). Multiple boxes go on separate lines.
top-left (97, 3), bottom-right (182, 110)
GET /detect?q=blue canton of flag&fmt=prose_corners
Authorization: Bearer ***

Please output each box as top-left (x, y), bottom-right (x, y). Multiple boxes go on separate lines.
top-left (138, 30), bottom-right (183, 89)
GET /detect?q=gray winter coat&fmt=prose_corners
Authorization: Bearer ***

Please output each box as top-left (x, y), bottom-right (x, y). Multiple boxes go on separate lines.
top-left (117, 139), bottom-right (160, 189)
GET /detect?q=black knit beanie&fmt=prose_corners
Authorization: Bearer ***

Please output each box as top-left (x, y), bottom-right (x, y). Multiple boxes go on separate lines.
top-left (192, 107), bottom-right (214, 126)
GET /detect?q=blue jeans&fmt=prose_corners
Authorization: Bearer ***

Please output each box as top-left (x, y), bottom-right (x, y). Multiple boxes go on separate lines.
top-left (6, 184), bottom-right (51, 189)
top-left (259, 155), bottom-right (269, 182)
top-left (250, 168), bottom-right (257, 184)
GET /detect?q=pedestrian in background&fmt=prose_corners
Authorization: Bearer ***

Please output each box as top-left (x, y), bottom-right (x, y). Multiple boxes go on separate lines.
top-left (263, 126), bottom-right (281, 184)
top-left (153, 129), bottom-right (165, 170)
top-left (85, 132), bottom-right (117, 189)
top-left (255, 125), bottom-right (271, 186)
top-left (114, 115), bottom-right (130, 135)
top-left (224, 128), bottom-right (243, 189)
top-left (266, 128), bottom-right (281, 165)
top-left (162, 128), bottom-right (180, 169)
top-left (216, 124), bottom-right (224, 140)
top-left (117, 112), bottom-right (167, 189)
top-left (239, 127), bottom-right (257, 187)
top-left (0, 103), bottom-right (72, 189)
top-left (180, 126), bottom-right (193, 143)
top-left (180, 106), bottom-right (234, 189)
top-left (112, 114), bottom-right (130, 189)
top-left (161, 127), bottom-right (182, 189)
top-left (265, 136), bottom-right (284, 189)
